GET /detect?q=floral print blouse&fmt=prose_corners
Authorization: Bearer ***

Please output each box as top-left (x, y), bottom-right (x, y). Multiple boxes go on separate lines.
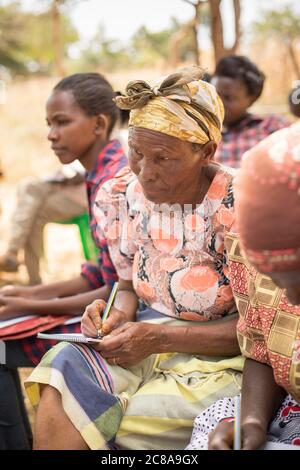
top-left (95, 165), bottom-right (237, 321)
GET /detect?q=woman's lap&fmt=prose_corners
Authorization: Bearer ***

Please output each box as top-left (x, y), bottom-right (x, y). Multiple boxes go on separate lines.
top-left (25, 307), bottom-right (244, 450)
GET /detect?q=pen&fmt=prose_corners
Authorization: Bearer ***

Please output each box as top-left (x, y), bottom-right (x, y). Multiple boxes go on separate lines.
top-left (233, 394), bottom-right (241, 450)
top-left (97, 281), bottom-right (119, 338)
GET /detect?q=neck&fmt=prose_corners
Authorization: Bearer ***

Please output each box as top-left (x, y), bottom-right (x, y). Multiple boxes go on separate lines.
top-left (225, 112), bottom-right (249, 130)
top-left (80, 139), bottom-right (110, 172)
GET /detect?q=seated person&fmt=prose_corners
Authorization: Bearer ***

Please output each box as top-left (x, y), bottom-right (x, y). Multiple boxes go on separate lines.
top-left (212, 55), bottom-right (290, 168)
top-left (0, 164), bottom-right (87, 285)
top-left (0, 72), bottom-right (127, 450)
top-left (25, 67), bottom-right (244, 451)
top-left (187, 122), bottom-right (300, 450)
top-left (289, 84), bottom-right (300, 119)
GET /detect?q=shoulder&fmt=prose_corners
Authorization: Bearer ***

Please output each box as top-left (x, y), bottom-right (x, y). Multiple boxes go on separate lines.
top-left (207, 164), bottom-right (236, 202)
top-left (95, 167), bottom-right (136, 204)
top-left (207, 165), bottom-right (236, 230)
top-left (261, 114), bottom-right (291, 132)
top-left (95, 167), bottom-right (147, 214)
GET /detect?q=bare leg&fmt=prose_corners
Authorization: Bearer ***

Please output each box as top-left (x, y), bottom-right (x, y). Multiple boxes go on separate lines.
top-left (34, 385), bottom-right (104, 450)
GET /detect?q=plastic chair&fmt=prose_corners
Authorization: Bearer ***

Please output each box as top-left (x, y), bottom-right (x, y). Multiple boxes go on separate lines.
top-left (58, 212), bottom-right (99, 263)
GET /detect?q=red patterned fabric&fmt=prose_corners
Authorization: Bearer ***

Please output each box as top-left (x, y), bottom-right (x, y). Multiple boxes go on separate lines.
top-left (225, 233), bottom-right (300, 402)
top-left (214, 113), bottom-right (289, 168)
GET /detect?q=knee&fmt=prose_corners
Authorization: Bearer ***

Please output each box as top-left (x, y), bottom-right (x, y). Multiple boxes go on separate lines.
top-left (17, 179), bottom-right (44, 199)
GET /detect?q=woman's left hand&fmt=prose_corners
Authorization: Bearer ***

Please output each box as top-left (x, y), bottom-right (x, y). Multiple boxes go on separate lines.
top-left (93, 322), bottom-right (161, 368)
top-left (0, 295), bottom-right (32, 319)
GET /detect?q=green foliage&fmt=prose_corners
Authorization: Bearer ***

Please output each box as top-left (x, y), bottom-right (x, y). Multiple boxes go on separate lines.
top-left (74, 20), bottom-right (184, 72)
top-left (0, 1), bottom-right (79, 75)
top-left (130, 20), bottom-right (180, 65)
top-left (0, 0), bottom-right (212, 75)
top-left (71, 25), bottom-right (132, 72)
top-left (253, 5), bottom-right (300, 43)
top-left (0, 2), bottom-right (28, 72)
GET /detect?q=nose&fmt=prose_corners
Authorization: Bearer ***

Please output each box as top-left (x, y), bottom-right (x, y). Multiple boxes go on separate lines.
top-left (139, 159), bottom-right (157, 183)
top-left (47, 126), bottom-right (59, 142)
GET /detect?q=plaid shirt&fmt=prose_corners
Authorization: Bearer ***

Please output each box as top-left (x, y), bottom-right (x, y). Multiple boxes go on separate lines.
top-left (214, 113), bottom-right (290, 168)
top-left (81, 139), bottom-right (127, 288)
top-left (21, 139), bottom-right (127, 365)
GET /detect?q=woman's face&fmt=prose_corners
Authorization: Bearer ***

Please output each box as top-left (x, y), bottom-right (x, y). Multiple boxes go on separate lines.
top-left (269, 271), bottom-right (300, 306)
top-left (46, 90), bottom-right (99, 165)
top-left (211, 76), bottom-right (256, 127)
top-left (128, 127), bottom-right (215, 205)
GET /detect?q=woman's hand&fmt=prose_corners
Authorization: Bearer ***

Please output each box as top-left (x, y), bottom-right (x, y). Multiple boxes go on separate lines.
top-left (81, 299), bottom-right (127, 338)
top-left (0, 285), bottom-right (37, 298)
top-left (0, 296), bottom-right (33, 319)
top-left (94, 322), bottom-right (159, 368)
top-left (208, 420), bottom-right (267, 450)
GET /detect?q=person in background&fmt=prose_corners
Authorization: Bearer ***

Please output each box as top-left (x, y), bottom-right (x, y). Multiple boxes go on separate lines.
top-left (0, 164), bottom-right (88, 285)
top-left (187, 122), bottom-right (300, 450)
top-left (212, 55), bottom-right (290, 168)
top-left (288, 84), bottom-right (300, 119)
top-left (0, 73), bottom-right (127, 450)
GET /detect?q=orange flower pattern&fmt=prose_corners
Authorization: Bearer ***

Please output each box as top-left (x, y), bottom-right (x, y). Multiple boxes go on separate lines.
top-left (95, 165), bottom-right (236, 321)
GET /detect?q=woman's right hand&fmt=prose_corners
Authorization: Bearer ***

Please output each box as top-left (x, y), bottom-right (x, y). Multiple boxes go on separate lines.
top-left (81, 299), bottom-right (127, 338)
top-left (208, 420), bottom-right (267, 450)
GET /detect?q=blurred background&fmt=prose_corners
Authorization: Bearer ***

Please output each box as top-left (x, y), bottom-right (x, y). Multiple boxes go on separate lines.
top-left (1, 0), bottom-right (300, 285)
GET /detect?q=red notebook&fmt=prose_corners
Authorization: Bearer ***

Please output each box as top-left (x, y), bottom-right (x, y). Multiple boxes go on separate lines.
top-left (0, 315), bottom-right (71, 341)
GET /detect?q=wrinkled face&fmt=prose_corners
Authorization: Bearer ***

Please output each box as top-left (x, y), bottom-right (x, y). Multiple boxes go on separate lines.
top-left (128, 127), bottom-right (214, 204)
top-left (212, 76), bottom-right (255, 127)
top-left (269, 271), bottom-right (300, 306)
top-left (46, 90), bottom-right (99, 165)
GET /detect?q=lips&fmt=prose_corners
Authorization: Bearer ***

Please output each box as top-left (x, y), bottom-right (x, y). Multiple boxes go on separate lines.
top-left (51, 146), bottom-right (67, 152)
top-left (143, 186), bottom-right (164, 194)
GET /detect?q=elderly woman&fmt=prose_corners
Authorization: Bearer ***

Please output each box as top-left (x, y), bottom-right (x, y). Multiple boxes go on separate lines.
top-left (25, 67), bottom-right (243, 450)
top-left (187, 122), bottom-right (300, 450)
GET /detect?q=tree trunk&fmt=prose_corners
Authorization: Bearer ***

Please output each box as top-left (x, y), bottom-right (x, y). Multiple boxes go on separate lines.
top-left (287, 41), bottom-right (300, 80)
top-left (181, 0), bottom-right (209, 66)
top-left (191, 1), bottom-right (202, 65)
top-left (209, 0), bottom-right (241, 65)
top-left (51, 0), bottom-right (65, 77)
top-left (209, 0), bottom-right (224, 64)
top-left (169, 23), bottom-right (193, 67)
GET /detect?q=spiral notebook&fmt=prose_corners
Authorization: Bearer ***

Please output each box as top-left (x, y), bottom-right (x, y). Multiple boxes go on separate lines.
top-left (37, 332), bottom-right (101, 344)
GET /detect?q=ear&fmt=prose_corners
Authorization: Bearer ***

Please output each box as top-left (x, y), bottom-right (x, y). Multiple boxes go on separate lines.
top-left (200, 141), bottom-right (217, 166)
top-left (94, 114), bottom-right (111, 137)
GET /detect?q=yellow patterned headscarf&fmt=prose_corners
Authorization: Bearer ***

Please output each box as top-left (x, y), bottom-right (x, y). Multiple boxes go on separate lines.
top-left (115, 66), bottom-right (224, 145)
